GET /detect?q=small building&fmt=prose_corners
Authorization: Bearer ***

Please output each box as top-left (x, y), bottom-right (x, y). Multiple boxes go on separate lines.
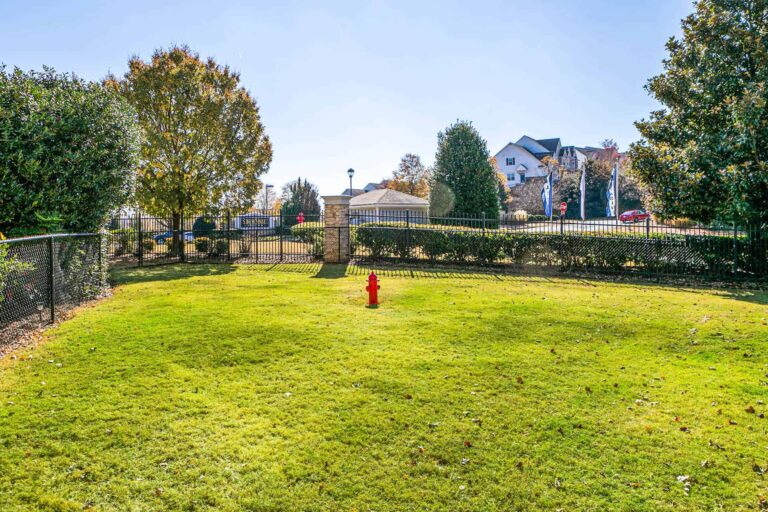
top-left (350, 189), bottom-right (429, 223)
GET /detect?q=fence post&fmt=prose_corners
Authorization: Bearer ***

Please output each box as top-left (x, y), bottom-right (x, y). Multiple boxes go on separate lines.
top-left (321, 195), bottom-right (351, 263)
top-left (137, 211), bottom-right (143, 267)
top-left (180, 210), bottom-right (186, 263)
top-left (645, 216), bottom-right (650, 239)
top-left (732, 223), bottom-right (738, 276)
top-left (560, 214), bottom-right (564, 235)
top-left (279, 210), bottom-right (284, 261)
top-left (48, 235), bottom-right (55, 324)
top-left (406, 210), bottom-right (411, 259)
top-left (226, 210), bottom-right (232, 261)
top-left (98, 231), bottom-right (104, 281)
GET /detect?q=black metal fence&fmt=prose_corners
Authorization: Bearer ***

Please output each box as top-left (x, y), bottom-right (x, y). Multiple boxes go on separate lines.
top-left (106, 210), bottom-right (324, 267)
top-left (0, 233), bottom-right (107, 341)
top-left (349, 212), bottom-right (768, 280)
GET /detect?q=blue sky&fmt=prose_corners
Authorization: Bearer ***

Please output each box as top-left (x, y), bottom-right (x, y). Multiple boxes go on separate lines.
top-left (1, 0), bottom-right (693, 197)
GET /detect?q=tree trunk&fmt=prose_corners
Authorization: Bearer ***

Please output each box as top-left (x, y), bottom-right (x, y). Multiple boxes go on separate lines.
top-left (170, 211), bottom-right (182, 257)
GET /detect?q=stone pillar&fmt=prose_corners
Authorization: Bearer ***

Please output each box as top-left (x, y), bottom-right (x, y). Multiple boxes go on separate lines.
top-left (322, 195), bottom-right (351, 263)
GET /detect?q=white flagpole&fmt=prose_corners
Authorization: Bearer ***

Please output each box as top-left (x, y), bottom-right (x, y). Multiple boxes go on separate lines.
top-left (580, 169), bottom-right (586, 221)
top-left (614, 164), bottom-right (620, 223)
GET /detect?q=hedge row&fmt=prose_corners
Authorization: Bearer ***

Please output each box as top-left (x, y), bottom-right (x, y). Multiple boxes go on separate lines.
top-left (352, 224), bottom-right (760, 275)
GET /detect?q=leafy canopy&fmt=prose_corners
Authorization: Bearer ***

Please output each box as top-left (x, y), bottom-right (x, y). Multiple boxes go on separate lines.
top-left (628, 0), bottom-right (768, 226)
top-left (387, 154), bottom-right (431, 198)
top-left (107, 45), bottom-right (272, 217)
top-left (0, 66), bottom-right (139, 235)
top-left (430, 121), bottom-right (499, 217)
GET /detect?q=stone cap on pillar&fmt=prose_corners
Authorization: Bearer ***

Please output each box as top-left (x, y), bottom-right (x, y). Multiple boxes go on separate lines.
top-left (322, 195), bottom-right (351, 206)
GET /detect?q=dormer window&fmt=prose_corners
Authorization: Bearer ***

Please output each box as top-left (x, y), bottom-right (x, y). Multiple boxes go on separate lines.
top-left (505, 157), bottom-right (516, 166)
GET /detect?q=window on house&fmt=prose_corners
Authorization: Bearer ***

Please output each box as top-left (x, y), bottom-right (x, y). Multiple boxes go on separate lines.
top-left (506, 174), bottom-right (515, 181)
top-left (505, 157), bottom-right (516, 166)
top-left (519, 174), bottom-right (526, 183)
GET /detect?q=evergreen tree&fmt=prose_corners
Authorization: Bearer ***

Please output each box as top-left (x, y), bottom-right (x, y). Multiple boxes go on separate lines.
top-left (281, 178), bottom-right (321, 225)
top-left (430, 121), bottom-right (499, 218)
top-left (628, 0), bottom-right (768, 227)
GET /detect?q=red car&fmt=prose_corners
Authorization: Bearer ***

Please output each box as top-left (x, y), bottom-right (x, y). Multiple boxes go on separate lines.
top-left (620, 210), bottom-right (650, 223)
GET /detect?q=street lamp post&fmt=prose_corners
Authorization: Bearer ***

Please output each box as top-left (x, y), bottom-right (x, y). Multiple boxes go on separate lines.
top-left (347, 168), bottom-right (355, 196)
top-left (264, 184), bottom-right (274, 210)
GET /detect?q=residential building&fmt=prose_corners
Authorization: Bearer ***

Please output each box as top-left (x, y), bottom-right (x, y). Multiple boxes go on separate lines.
top-left (494, 136), bottom-right (591, 188)
top-left (342, 180), bottom-right (390, 197)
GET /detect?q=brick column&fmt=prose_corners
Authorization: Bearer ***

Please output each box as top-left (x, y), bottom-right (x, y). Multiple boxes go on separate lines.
top-left (322, 195), bottom-right (351, 263)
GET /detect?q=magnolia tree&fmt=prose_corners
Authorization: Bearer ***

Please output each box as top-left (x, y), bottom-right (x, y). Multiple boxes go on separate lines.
top-left (629, 0), bottom-right (768, 228)
top-left (0, 67), bottom-right (139, 235)
top-left (107, 46), bottom-right (272, 252)
top-left (430, 121), bottom-right (499, 218)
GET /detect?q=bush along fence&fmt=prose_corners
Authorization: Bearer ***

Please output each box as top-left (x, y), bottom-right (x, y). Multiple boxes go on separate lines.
top-left (0, 233), bottom-right (108, 341)
top-left (346, 209), bottom-right (767, 281)
top-left (106, 210), bottom-right (324, 267)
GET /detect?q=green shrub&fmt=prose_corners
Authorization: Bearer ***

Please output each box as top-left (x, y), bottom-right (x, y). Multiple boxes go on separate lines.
top-left (141, 237), bottom-right (156, 254)
top-left (414, 230), bottom-right (449, 261)
top-left (192, 216), bottom-right (217, 238)
top-left (291, 222), bottom-right (324, 258)
top-left (212, 238), bottom-right (229, 256)
top-left (195, 237), bottom-right (211, 253)
top-left (110, 229), bottom-right (136, 256)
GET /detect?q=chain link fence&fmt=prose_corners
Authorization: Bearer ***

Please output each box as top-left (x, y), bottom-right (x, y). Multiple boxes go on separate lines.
top-left (0, 234), bottom-right (107, 345)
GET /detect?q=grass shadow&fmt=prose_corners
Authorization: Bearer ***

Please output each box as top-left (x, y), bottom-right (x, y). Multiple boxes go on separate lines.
top-left (312, 263), bottom-right (349, 279)
top-left (111, 263), bottom-right (237, 285)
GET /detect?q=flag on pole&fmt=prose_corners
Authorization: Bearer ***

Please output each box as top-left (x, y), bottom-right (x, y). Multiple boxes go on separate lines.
top-left (606, 164), bottom-right (618, 218)
top-left (579, 169), bottom-right (586, 220)
top-left (541, 172), bottom-right (553, 218)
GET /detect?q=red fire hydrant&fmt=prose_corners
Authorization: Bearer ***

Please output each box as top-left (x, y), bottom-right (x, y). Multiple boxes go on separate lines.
top-left (366, 272), bottom-right (380, 306)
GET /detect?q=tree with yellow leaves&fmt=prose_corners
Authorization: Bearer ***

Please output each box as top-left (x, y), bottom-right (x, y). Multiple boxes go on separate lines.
top-left (387, 153), bottom-right (431, 198)
top-left (106, 45), bottom-right (272, 254)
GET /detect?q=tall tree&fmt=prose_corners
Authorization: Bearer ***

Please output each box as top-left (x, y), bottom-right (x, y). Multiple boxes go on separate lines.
top-left (281, 178), bottom-right (321, 224)
top-left (0, 67), bottom-right (139, 235)
top-left (430, 121), bottom-right (499, 217)
top-left (628, 0), bottom-right (768, 227)
top-left (107, 45), bottom-right (272, 251)
top-left (387, 153), bottom-right (431, 198)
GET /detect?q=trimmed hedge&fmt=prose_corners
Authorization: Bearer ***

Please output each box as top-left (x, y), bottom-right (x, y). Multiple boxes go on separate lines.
top-left (290, 222), bottom-right (324, 258)
top-left (352, 223), bottom-right (753, 276)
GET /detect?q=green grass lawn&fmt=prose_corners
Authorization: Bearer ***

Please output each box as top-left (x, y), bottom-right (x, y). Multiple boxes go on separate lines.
top-left (1, 264), bottom-right (767, 511)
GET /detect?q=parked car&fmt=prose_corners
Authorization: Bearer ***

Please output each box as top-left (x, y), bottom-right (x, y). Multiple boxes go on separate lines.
top-left (619, 210), bottom-right (650, 223)
top-left (153, 231), bottom-right (194, 244)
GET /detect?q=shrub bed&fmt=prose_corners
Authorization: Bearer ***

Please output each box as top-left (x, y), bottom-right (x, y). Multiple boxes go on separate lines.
top-left (352, 222), bottom-right (747, 276)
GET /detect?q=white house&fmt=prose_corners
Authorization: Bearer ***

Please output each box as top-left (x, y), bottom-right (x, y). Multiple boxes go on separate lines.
top-left (494, 136), bottom-right (590, 188)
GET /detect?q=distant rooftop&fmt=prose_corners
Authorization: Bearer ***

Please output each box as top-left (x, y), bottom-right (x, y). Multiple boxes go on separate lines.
top-left (350, 188), bottom-right (429, 207)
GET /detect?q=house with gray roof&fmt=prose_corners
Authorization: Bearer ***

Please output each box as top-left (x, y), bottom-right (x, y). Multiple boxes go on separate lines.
top-left (349, 189), bottom-right (429, 223)
top-left (494, 135), bottom-right (589, 188)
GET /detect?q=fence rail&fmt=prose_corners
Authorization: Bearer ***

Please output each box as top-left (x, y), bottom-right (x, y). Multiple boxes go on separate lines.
top-left (349, 212), bottom-right (767, 280)
top-left (0, 233), bottom-right (107, 341)
top-left (106, 210), bottom-right (324, 267)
